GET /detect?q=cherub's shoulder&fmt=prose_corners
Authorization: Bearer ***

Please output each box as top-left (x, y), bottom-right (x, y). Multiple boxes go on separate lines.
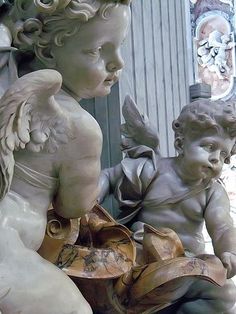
top-left (57, 97), bottom-right (101, 139)
top-left (70, 108), bottom-right (102, 143)
top-left (206, 180), bottom-right (229, 201)
top-left (139, 156), bottom-right (170, 183)
top-left (209, 180), bottom-right (227, 193)
top-left (56, 109), bottom-right (102, 163)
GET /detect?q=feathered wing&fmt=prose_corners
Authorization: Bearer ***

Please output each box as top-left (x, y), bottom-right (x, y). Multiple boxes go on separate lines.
top-left (0, 69), bottom-right (67, 200)
top-left (121, 95), bottom-right (160, 153)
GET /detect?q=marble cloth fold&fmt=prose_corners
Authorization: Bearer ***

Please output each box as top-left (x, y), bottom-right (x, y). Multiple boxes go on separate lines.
top-left (14, 162), bottom-right (58, 190)
top-left (115, 145), bottom-right (212, 223)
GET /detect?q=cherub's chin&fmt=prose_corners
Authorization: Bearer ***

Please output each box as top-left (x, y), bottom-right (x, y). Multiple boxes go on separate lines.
top-left (95, 86), bottom-right (113, 97)
top-left (70, 84), bottom-right (113, 99)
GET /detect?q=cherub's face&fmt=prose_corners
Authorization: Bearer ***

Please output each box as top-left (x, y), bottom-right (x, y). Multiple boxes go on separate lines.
top-left (50, 5), bottom-right (130, 99)
top-left (179, 131), bottom-right (235, 181)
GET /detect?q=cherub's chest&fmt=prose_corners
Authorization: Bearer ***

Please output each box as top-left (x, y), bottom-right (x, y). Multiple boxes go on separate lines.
top-left (145, 172), bottom-right (184, 202)
top-left (143, 173), bottom-right (206, 222)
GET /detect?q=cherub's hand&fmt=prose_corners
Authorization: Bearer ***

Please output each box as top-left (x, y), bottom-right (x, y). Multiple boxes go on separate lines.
top-left (221, 252), bottom-right (236, 279)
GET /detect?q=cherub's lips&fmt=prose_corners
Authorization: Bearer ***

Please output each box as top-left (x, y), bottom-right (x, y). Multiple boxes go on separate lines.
top-left (104, 79), bottom-right (114, 86)
top-left (104, 75), bottom-right (118, 86)
top-left (201, 165), bottom-right (213, 174)
top-left (202, 165), bottom-right (220, 177)
top-left (202, 165), bottom-right (213, 171)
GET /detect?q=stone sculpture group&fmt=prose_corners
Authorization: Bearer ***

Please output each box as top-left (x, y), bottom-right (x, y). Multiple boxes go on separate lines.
top-left (0, 0), bottom-right (235, 313)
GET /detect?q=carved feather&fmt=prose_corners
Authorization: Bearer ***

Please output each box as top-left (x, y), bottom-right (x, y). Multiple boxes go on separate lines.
top-left (121, 95), bottom-right (160, 153)
top-left (0, 69), bottom-right (71, 200)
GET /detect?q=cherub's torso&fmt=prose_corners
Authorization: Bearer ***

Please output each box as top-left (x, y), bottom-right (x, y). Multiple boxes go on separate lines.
top-left (11, 92), bottom-right (102, 209)
top-left (137, 158), bottom-right (211, 255)
top-left (1, 91), bottom-right (102, 250)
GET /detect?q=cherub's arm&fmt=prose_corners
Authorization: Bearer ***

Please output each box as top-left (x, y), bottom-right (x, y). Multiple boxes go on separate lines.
top-left (54, 156), bottom-right (101, 219)
top-left (204, 182), bottom-right (236, 278)
top-left (98, 164), bottom-right (123, 204)
top-left (53, 120), bottom-right (102, 219)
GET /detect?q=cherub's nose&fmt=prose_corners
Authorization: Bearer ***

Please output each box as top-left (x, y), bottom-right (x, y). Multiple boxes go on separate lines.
top-left (106, 59), bottom-right (124, 72)
top-left (209, 151), bottom-right (220, 164)
top-left (210, 158), bottom-right (219, 164)
top-left (106, 52), bottom-right (124, 72)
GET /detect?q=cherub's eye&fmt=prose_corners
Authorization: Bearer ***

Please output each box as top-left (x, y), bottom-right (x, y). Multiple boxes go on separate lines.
top-left (203, 143), bottom-right (214, 151)
top-left (85, 47), bottom-right (102, 57)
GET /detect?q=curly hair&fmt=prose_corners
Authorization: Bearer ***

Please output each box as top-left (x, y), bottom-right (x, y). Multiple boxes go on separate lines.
top-left (7, 0), bottom-right (131, 58)
top-left (172, 99), bottom-right (236, 161)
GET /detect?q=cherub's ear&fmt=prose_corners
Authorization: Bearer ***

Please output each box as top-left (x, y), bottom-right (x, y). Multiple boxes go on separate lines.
top-left (174, 137), bottom-right (184, 155)
top-left (35, 46), bottom-right (57, 68)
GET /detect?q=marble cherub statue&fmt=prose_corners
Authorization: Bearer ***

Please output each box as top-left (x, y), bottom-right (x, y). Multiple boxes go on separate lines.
top-left (99, 96), bottom-right (236, 313)
top-left (0, 0), bottom-right (131, 313)
top-left (197, 30), bottom-right (235, 80)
